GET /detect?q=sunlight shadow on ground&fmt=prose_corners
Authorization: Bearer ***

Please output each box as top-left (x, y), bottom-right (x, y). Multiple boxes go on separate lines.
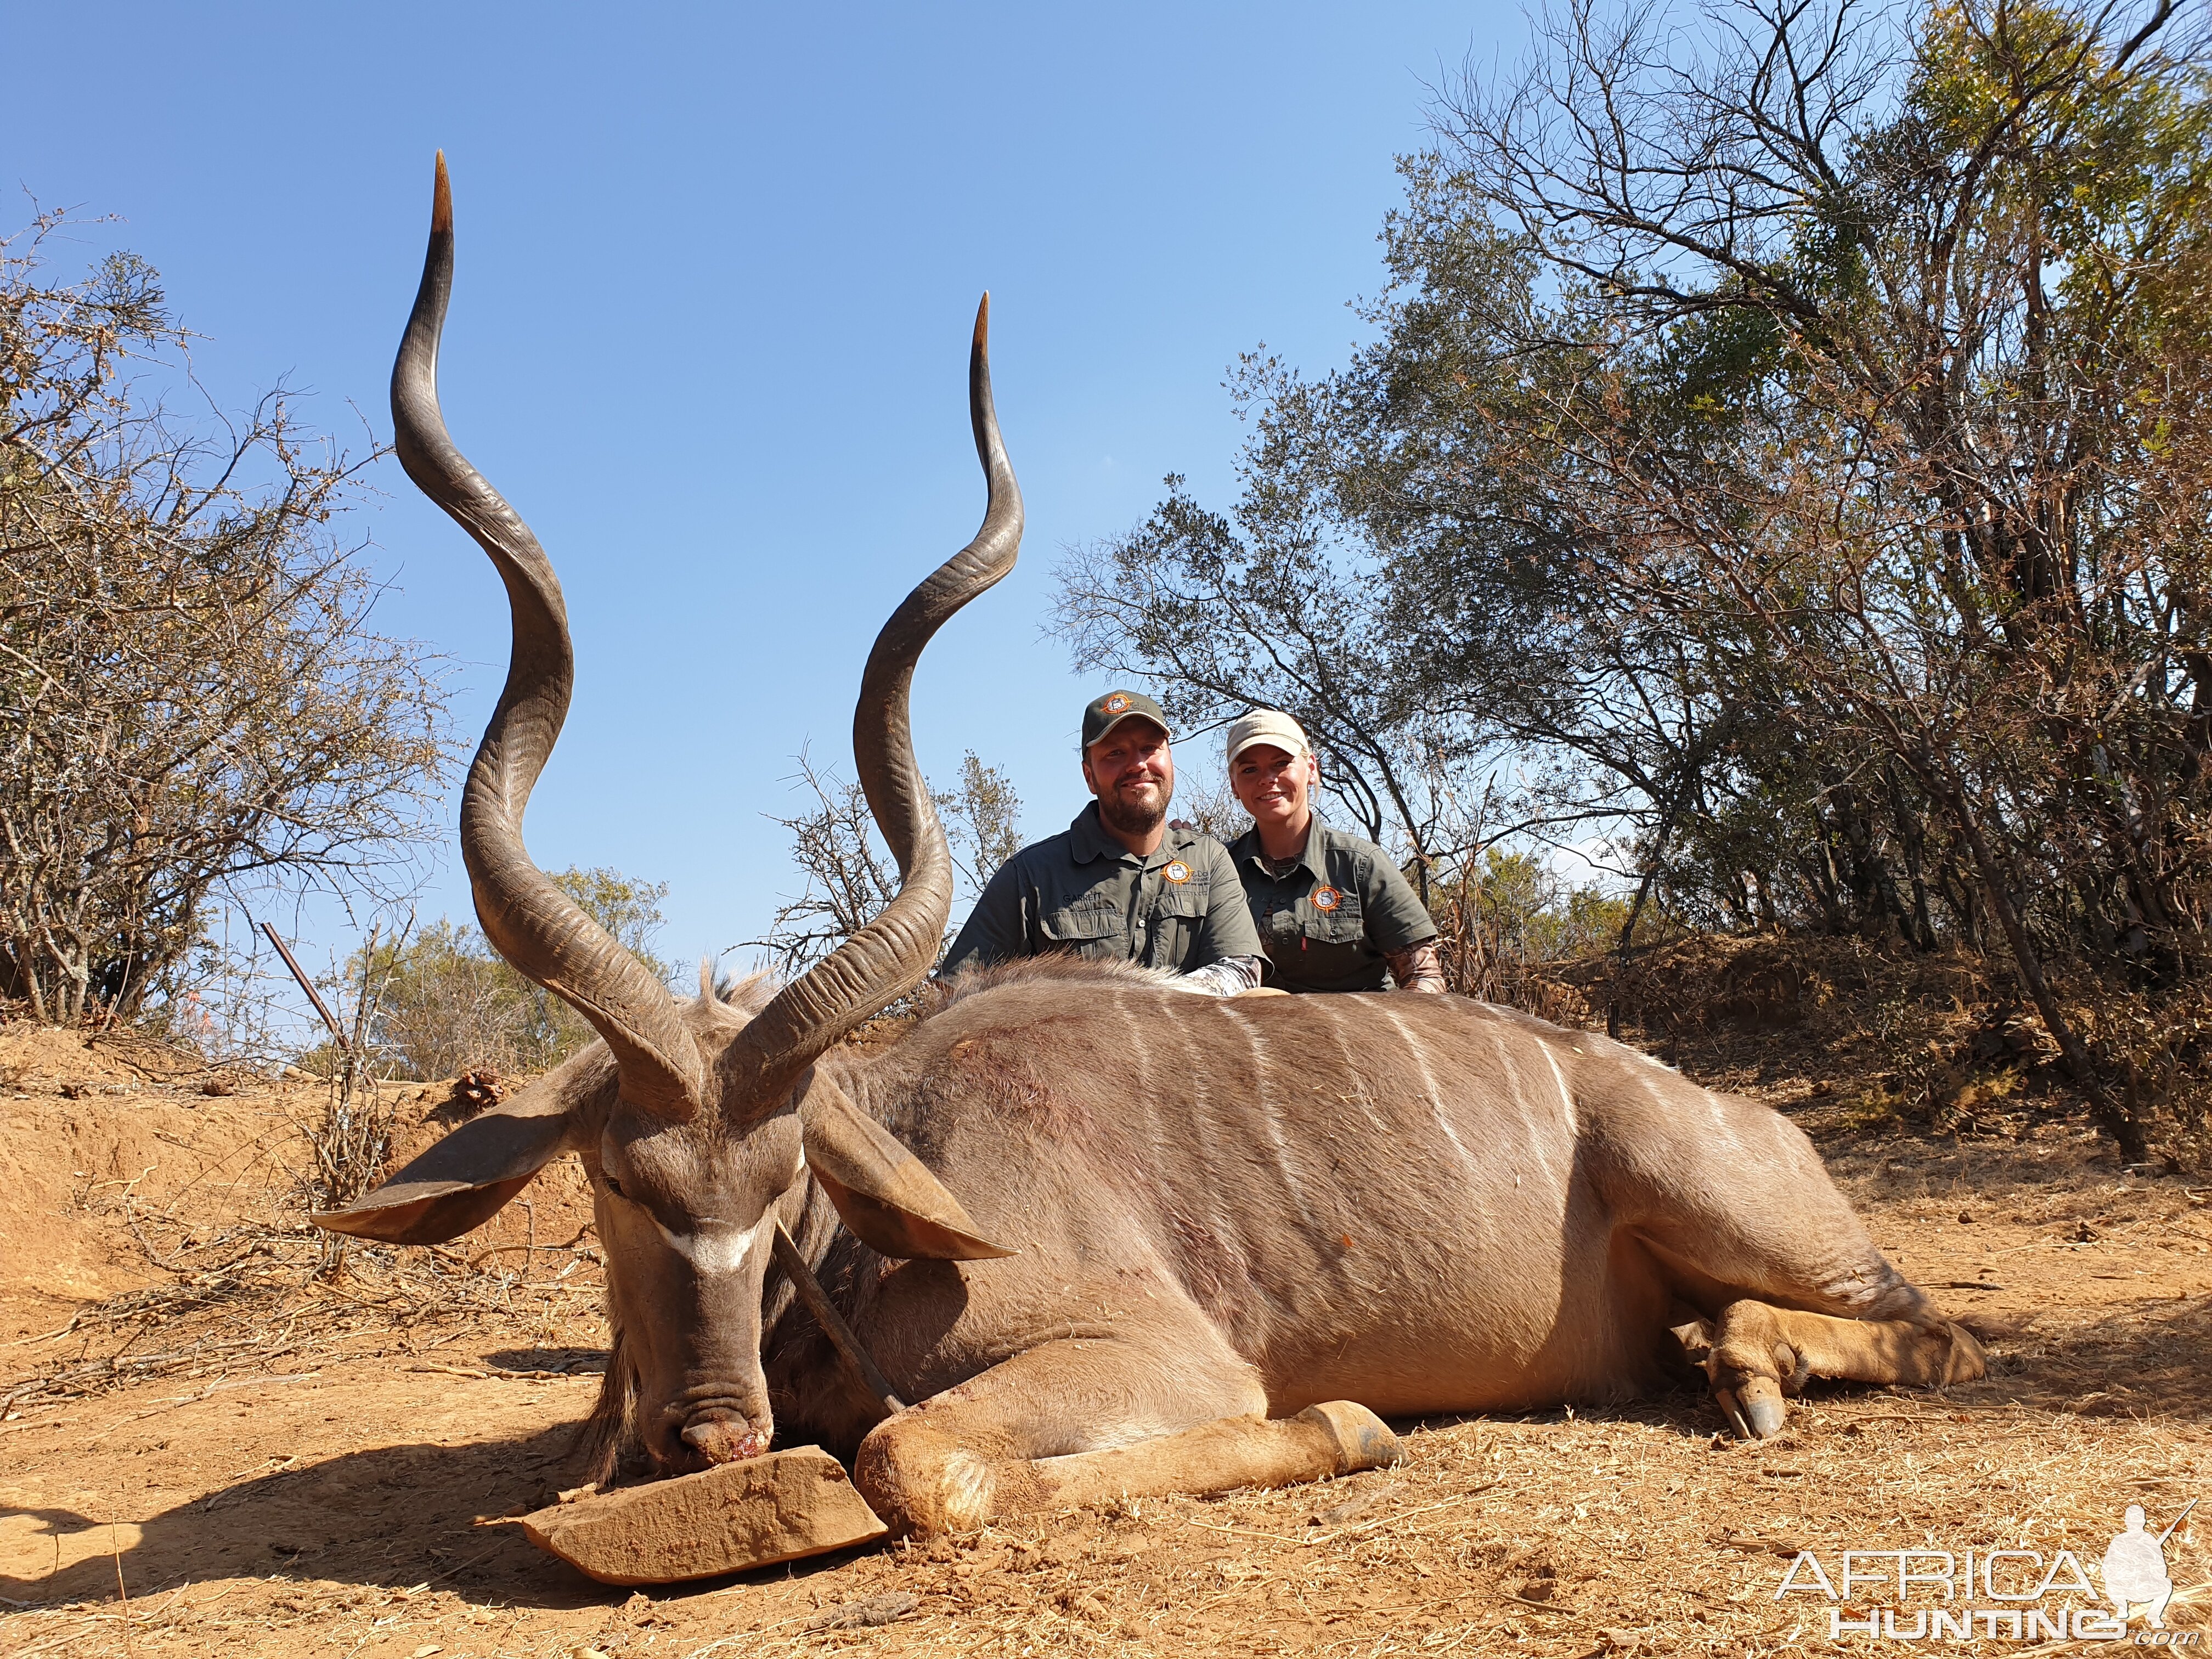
top-left (2, 1421), bottom-right (605, 1611)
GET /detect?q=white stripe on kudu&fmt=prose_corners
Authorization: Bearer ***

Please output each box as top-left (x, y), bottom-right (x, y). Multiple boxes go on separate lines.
top-left (1536, 1039), bottom-right (1579, 1136)
top-left (653, 1216), bottom-right (765, 1276)
top-left (1221, 1002), bottom-right (1319, 1230)
top-left (1481, 1015), bottom-right (1570, 1197)
top-left (1116, 992), bottom-right (1154, 1107)
top-left (1376, 1005), bottom-right (1475, 1178)
top-left (1316, 1000), bottom-right (1395, 1138)
top-left (1181, 1012), bottom-right (1244, 1253)
top-left (1627, 1059), bottom-right (1745, 1155)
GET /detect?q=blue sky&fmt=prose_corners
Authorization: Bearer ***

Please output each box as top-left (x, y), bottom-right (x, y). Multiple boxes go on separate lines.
top-left (10, 1), bottom-right (1519, 986)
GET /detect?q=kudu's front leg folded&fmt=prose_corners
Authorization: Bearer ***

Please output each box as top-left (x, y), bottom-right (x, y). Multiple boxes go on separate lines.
top-left (852, 1337), bottom-right (1400, 1534)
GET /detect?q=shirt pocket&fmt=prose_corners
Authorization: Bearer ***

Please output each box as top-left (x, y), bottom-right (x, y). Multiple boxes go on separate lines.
top-left (1306, 888), bottom-right (1367, 945)
top-left (1272, 891), bottom-right (1382, 989)
top-left (1041, 900), bottom-right (1124, 960)
top-left (1142, 880), bottom-right (1210, 970)
top-left (1152, 880), bottom-right (1209, 919)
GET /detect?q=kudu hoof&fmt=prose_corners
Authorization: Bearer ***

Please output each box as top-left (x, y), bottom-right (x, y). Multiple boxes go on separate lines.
top-left (1296, 1401), bottom-right (1402, 1474)
top-left (1717, 1376), bottom-right (1788, 1439)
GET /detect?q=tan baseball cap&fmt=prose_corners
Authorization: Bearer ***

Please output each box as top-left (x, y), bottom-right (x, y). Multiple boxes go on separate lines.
top-left (1226, 708), bottom-right (1311, 767)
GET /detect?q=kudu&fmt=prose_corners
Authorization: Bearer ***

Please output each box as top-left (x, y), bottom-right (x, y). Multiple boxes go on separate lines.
top-left (319, 157), bottom-right (1985, 1537)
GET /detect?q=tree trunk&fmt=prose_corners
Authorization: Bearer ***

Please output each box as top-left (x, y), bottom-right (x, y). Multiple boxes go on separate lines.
top-left (1931, 766), bottom-right (2147, 1161)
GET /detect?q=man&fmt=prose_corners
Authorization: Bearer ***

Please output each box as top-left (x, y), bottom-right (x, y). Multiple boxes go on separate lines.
top-left (942, 691), bottom-right (1266, 995)
top-left (1224, 709), bottom-right (1446, 993)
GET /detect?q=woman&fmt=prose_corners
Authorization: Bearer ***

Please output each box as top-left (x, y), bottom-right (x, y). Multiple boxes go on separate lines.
top-left (1223, 709), bottom-right (1446, 993)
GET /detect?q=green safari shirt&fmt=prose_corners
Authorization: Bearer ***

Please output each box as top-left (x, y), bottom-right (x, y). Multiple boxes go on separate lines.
top-left (1228, 819), bottom-right (1438, 993)
top-left (943, 804), bottom-right (1263, 975)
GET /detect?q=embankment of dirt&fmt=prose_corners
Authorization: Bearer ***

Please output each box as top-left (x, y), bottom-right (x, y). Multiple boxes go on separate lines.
top-left (0, 1028), bottom-right (290, 1323)
top-left (0, 1020), bottom-right (599, 1346)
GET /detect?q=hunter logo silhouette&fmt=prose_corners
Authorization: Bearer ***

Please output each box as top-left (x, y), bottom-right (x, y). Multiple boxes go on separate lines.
top-left (2103, 1499), bottom-right (2192, 1628)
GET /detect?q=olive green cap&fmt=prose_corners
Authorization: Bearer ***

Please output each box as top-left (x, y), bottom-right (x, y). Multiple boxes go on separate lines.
top-left (1081, 689), bottom-right (1172, 749)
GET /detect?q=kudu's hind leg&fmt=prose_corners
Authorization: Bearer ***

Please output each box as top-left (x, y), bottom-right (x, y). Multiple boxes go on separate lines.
top-left (1620, 1091), bottom-right (1985, 1437)
top-left (1707, 1299), bottom-right (1985, 1437)
top-left (854, 1336), bottom-right (1399, 1535)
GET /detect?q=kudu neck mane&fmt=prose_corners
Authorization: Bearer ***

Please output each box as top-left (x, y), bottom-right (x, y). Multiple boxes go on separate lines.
top-left (914, 957), bottom-right (1181, 1024)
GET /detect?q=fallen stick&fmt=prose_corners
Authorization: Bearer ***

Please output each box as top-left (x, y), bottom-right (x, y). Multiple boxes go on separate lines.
top-left (771, 1223), bottom-right (905, 1420)
top-left (258, 921), bottom-right (348, 1051)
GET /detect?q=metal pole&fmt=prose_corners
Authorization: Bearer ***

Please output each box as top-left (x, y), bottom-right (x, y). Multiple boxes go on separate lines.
top-left (771, 1222), bottom-right (905, 1421)
top-left (259, 920), bottom-right (348, 1052)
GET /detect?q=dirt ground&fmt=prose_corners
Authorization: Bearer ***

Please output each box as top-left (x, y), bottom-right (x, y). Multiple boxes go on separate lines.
top-left (4, 968), bottom-right (2210, 1658)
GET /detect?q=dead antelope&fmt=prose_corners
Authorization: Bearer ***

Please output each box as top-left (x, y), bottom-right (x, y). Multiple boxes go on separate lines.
top-left (319, 157), bottom-right (1985, 1537)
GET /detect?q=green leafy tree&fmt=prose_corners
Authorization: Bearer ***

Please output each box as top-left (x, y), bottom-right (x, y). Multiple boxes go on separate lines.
top-left (1068, 0), bottom-right (2212, 1156)
top-left (349, 866), bottom-right (673, 1080)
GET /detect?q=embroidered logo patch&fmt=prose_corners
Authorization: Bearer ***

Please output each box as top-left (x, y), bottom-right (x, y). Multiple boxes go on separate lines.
top-left (1162, 860), bottom-right (1192, 884)
top-left (1103, 693), bottom-right (1131, 714)
top-left (1311, 885), bottom-right (1344, 912)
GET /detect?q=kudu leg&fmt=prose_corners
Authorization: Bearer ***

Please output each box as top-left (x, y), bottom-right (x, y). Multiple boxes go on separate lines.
top-left (853, 1339), bottom-right (1400, 1535)
top-left (1617, 1097), bottom-right (1985, 1439)
top-left (1705, 1300), bottom-right (1986, 1438)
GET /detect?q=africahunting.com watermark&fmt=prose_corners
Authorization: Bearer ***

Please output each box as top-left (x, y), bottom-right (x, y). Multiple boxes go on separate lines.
top-left (1774, 1503), bottom-right (2195, 1643)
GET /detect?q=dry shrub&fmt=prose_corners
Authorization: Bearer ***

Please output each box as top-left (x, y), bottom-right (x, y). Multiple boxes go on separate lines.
top-left (1531, 930), bottom-right (2212, 1170)
top-left (2075, 985), bottom-right (2212, 1172)
top-left (0, 217), bottom-right (449, 1030)
top-left (1430, 882), bottom-right (1600, 1029)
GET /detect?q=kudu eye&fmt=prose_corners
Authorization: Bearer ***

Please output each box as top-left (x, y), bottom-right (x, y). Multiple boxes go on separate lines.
top-left (601, 1174), bottom-right (628, 1200)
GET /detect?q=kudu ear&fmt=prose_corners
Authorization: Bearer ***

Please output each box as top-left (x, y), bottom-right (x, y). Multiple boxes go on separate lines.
top-left (312, 1074), bottom-right (586, 1246)
top-left (797, 1073), bottom-right (1015, 1261)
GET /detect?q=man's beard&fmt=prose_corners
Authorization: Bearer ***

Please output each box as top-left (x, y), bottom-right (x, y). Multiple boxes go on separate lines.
top-left (1098, 783), bottom-right (1168, 838)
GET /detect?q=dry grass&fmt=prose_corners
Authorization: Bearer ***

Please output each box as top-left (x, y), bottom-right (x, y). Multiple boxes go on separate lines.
top-left (0, 1226), bottom-right (589, 1420)
top-left (5, 1126), bottom-right (2208, 1658)
top-left (7, 963), bottom-right (2212, 1657)
top-left (9, 1421), bottom-right (2205, 1659)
